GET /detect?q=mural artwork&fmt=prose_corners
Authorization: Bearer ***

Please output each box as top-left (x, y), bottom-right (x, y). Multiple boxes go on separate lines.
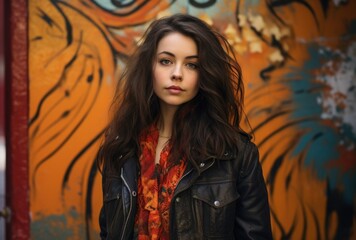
top-left (29, 0), bottom-right (356, 239)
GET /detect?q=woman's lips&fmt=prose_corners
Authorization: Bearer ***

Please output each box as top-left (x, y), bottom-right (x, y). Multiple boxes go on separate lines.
top-left (166, 85), bottom-right (183, 94)
top-left (167, 85), bottom-right (182, 90)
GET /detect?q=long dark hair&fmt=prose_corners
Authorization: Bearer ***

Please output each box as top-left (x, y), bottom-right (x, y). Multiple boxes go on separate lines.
top-left (99, 13), bottom-right (246, 171)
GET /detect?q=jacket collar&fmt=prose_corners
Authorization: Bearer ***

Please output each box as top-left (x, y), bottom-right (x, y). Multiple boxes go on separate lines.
top-left (121, 157), bottom-right (139, 190)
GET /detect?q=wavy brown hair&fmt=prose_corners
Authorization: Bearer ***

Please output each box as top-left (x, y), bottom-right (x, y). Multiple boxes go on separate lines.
top-left (99, 13), bottom-right (247, 171)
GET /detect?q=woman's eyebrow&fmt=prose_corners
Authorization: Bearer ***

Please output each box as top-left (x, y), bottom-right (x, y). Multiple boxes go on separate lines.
top-left (158, 51), bottom-right (198, 59)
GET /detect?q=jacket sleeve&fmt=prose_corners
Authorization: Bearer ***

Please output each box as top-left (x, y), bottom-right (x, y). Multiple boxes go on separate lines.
top-left (234, 141), bottom-right (273, 239)
top-left (99, 205), bottom-right (108, 239)
top-left (98, 163), bottom-right (126, 240)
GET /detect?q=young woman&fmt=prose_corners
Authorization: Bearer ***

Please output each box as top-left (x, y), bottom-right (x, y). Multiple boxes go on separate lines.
top-left (98, 14), bottom-right (272, 240)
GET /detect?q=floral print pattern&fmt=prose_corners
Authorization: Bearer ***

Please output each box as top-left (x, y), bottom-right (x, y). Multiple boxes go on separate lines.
top-left (135, 125), bottom-right (186, 240)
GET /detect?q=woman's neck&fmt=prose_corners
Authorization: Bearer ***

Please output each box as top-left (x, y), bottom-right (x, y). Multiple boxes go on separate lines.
top-left (157, 105), bottom-right (177, 138)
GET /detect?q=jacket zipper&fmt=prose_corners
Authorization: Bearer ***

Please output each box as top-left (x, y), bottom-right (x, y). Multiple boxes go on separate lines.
top-left (172, 168), bottom-right (193, 198)
top-left (120, 168), bottom-right (133, 240)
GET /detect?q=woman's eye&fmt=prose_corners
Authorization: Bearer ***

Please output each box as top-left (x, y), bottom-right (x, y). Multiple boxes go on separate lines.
top-left (186, 63), bottom-right (199, 69)
top-left (159, 59), bottom-right (172, 65)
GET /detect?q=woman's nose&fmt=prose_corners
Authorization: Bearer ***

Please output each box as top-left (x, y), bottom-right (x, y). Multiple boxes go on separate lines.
top-left (171, 65), bottom-right (183, 81)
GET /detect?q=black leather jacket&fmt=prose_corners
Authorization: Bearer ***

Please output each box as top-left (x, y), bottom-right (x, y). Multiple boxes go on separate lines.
top-left (99, 134), bottom-right (272, 239)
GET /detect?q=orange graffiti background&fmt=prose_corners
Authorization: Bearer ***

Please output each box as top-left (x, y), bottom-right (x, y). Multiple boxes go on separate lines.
top-left (29, 0), bottom-right (356, 239)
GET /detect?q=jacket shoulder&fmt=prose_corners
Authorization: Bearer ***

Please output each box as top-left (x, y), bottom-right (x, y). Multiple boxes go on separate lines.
top-left (234, 132), bottom-right (261, 182)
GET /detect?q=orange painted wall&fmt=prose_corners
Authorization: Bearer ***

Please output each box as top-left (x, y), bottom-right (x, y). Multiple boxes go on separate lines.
top-left (29, 0), bottom-right (356, 239)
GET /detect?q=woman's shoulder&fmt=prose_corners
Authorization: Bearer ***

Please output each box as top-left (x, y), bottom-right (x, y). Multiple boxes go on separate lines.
top-left (233, 131), bottom-right (262, 180)
top-left (232, 130), bottom-right (255, 154)
top-left (219, 131), bottom-right (255, 161)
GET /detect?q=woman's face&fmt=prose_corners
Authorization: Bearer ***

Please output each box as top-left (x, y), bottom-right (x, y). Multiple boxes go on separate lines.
top-left (152, 32), bottom-right (200, 111)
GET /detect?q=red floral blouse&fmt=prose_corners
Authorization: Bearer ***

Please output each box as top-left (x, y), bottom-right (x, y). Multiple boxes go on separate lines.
top-left (135, 125), bottom-right (186, 240)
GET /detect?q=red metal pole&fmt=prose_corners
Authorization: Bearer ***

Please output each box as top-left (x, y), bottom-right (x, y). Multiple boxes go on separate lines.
top-left (4, 0), bottom-right (30, 239)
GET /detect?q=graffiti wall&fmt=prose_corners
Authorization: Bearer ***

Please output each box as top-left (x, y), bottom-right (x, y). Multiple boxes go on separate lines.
top-left (29, 0), bottom-right (356, 239)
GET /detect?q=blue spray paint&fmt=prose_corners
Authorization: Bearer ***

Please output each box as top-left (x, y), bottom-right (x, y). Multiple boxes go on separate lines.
top-left (286, 42), bottom-right (356, 203)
